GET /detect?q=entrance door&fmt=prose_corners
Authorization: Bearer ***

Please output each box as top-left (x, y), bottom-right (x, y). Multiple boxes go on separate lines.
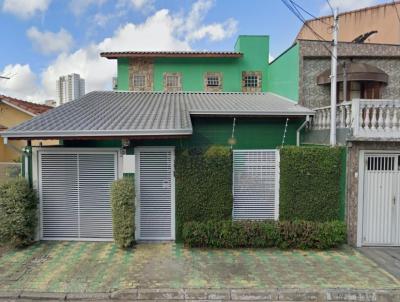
top-left (362, 153), bottom-right (400, 246)
top-left (136, 147), bottom-right (175, 240)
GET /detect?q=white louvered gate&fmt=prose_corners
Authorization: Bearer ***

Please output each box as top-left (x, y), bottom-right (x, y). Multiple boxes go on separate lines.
top-left (136, 148), bottom-right (175, 240)
top-left (233, 150), bottom-right (280, 220)
top-left (362, 153), bottom-right (400, 246)
top-left (39, 151), bottom-right (117, 241)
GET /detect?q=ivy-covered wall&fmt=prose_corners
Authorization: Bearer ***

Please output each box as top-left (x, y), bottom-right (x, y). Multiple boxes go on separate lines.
top-left (174, 146), bottom-right (232, 241)
top-left (279, 146), bottom-right (344, 222)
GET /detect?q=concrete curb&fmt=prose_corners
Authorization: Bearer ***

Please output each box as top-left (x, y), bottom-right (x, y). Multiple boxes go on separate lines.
top-left (0, 288), bottom-right (399, 301)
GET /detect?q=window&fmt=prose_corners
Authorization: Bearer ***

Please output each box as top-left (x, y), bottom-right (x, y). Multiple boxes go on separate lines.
top-left (163, 73), bottom-right (182, 91)
top-left (133, 75), bottom-right (146, 87)
top-left (337, 81), bottom-right (381, 102)
top-left (207, 75), bottom-right (220, 87)
top-left (166, 75), bottom-right (179, 88)
top-left (244, 75), bottom-right (259, 87)
top-left (242, 71), bottom-right (261, 92)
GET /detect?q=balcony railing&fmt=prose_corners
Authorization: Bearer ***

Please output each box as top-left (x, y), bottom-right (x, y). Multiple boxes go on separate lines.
top-left (311, 99), bottom-right (400, 139)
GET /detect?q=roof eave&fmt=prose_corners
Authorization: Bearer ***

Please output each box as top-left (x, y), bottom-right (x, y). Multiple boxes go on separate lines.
top-left (189, 111), bottom-right (315, 116)
top-left (100, 53), bottom-right (243, 59)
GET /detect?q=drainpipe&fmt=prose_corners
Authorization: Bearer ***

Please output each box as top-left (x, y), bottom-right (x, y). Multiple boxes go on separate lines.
top-left (296, 115), bottom-right (310, 146)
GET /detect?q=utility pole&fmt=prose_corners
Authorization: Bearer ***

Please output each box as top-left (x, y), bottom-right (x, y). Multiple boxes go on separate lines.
top-left (330, 7), bottom-right (339, 146)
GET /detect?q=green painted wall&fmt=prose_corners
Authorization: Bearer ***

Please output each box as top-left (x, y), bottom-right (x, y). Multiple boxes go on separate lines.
top-left (267, 43), bottom-right (299, 102)
top-left (117, 58), bottom-right (129, 91)
top-left (116, 35), bottom-right (269, 92)
top-left (63, 117), bottom-right (303, 150)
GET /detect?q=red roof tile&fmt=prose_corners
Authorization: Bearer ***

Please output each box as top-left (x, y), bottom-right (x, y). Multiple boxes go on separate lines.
top-left (0, 95), bottom-right (53, 115)
top-left (100, 51), bottom-right (243, 59)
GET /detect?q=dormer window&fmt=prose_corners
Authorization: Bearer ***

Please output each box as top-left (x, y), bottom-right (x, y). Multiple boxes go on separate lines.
top-left (242, 71), bottom-right (262, 92)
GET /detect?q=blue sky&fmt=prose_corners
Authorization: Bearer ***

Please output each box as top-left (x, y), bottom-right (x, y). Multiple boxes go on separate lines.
top-left (0, 0), bottom-right (387, 102)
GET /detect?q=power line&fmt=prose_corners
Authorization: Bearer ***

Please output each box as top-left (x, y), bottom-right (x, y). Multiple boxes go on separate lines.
top-left (289, 0), bottom-right (331, 26)
top-left (325, 0), bottom-right (334, 14)
top-left (280, 0), bottom-right (337, 59)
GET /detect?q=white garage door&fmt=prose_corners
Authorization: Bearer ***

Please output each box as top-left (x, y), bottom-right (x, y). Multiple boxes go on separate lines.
top-left (233, 150), bottom-right (280, 220)
top-left (135, 147), bottom-right (175, 241)
top-left (39, 151), bottom-right (118, 241)
top-left (362, 153), bottom-right (400, 246)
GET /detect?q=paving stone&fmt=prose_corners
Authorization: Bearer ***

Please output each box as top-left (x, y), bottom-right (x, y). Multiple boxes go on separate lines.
top-left (230, 289), bottom-right (277, 300)
top-left (0, 291), bottom-right (20, 299)
top-left (326, 289), bottom-right (377, 301)
top-left (138, 288), bottom-right (185, 300)
top-left (110, 289), bottom-right (138, 300)
top-left (66, 292), bottom-right (110, 300)
top-left (278, 288), bottom-right (323, 301)
top-left (184, 289), bottom-right (208, 300)
top-left (19, 291), bottom-right (66, 300)
top-left (207, 289), bottom-right (230, 300)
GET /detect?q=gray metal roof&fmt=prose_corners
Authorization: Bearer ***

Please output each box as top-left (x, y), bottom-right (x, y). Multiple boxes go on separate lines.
top-left (2, 91), bottom-right (314, 139)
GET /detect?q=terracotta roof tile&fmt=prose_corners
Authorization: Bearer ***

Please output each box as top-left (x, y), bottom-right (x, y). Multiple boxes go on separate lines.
top-left (0, 95), bottom-right (53, 115)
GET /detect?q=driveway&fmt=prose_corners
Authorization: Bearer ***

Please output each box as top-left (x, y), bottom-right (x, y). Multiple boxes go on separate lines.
top-left (359, 247), bottom-right (400, 279)
top-left (0, 242), bottom-right (398, 294)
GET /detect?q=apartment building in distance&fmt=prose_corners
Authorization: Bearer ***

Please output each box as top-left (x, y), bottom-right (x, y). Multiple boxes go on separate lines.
top-left (56, 73), bottom-right (85, 106)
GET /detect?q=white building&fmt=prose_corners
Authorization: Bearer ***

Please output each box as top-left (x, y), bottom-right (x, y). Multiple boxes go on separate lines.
top-left (56, 73), bottom-right (85, 106)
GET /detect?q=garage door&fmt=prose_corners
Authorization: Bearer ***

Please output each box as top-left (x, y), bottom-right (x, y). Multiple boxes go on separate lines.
top-left (362, 153), bottom-right (400, 246)
top-left (39, 151), bottom-right (118, 241)
top-left (233, 150), bottom-right (280, 220)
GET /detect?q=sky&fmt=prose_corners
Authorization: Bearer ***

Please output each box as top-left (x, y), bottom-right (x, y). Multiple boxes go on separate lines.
top-left (0, 0), bottom-right (388, 103)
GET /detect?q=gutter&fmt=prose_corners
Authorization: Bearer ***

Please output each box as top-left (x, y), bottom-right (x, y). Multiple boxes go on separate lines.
top-left (296, 115), bottom-right (310, 146)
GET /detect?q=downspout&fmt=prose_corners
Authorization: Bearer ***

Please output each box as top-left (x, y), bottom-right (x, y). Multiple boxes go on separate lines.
top-left (296, 115), bottom-right (310, 146)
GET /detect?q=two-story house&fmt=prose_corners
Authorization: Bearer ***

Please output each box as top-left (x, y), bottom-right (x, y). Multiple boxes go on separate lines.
top-left (1, 35), bottom-right (313, 242)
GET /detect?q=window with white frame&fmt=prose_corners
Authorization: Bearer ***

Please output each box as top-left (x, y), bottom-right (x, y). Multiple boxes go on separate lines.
top-left (166, 75), bottom-right (179, 87)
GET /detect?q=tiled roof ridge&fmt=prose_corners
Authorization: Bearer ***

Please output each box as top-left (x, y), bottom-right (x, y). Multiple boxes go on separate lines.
top-left (0, 95), bottom-right (52, 115)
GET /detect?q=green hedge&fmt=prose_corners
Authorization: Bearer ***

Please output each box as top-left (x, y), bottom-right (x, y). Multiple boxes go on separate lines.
top-left (0, 178), bottom-right (37, 247)
top-left (182, 220), bottom-right (346, 249)
top-left (279, 146), bottom-right (342, 221)
top-left (111, 178), bottom-right (135, 248)
top-left (175, 146), bottom-right (232, 240)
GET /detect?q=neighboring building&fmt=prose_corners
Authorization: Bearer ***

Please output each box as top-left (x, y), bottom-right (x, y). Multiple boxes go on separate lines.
top-left (0, 95), bottom-right (54, 163)
top-left (44, 99), bottom-right (57, 107)
top-left (297, 1), bottom-right (400, 45)
top-left (101, 35), bottom-right (269, 93)
top-left (269, 37), bottom-right (400, 247)
top-left (56, 73), bottom-right (85, 106)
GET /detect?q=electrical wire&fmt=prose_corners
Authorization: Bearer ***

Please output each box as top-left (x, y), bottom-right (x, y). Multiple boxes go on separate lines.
top-left (289, 0), bottom-right (331, 26)
top-left (325, 0), bottom-right (334, 14)
top-left (280, 0), bottom-right (337, 59)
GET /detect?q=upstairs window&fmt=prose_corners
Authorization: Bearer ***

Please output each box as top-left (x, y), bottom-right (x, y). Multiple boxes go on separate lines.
top-left (163, 73), bottom-right (182, 91)
top-left (242, 71), bottom-right (262, 92)
top-left (133, 75), bottom-right (146, 88)
top-left (244, 75), bottom-right (259, 87)
top-left (204, 72), bottom-right (222, 92)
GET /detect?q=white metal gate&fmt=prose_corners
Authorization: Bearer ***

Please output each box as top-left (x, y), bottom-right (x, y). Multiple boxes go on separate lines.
top-left (362, 153), bottom-right (400, 246)
top-left (136, 147), bottom-right (175, 240)
top-left (233, 150), bottom-right (280, 220)
top-left (39, 151), bottom-right (117, 241)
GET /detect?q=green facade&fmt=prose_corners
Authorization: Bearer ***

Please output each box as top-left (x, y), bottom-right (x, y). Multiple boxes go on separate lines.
top-left (267, 43), bottom-right (299, 102)
top-left (115, 35), bottom-right (269, 92)
top-left (63, 116), bottom-right (303, 151)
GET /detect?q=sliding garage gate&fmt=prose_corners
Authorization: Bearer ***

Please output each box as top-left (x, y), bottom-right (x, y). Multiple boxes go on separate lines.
top-left (233, 150), bottom-right (280, 220)
top-left (362, 153), bottom-right (400, 246)
top-left (39, 151), bottom-right (118, 241)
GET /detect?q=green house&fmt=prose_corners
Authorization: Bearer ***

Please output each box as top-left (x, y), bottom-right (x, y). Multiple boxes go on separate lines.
top-left (2, 35), bottom-right (314, 242)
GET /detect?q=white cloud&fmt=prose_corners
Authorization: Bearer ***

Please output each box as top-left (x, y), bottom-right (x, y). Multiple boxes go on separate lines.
top-left (2, 0), bottom-right (51, 18)
top-left (130, 0), bottom-right (155, 11)
top-left (69, 0), bottom-right (106, 16)
top-left (27, 27), bottom-right (74, 55)
top-left (0, 64), bottom-right (46, 101)
top-left (3, 0), bottom-right (238, 102)
top-left (321, 0), bottom-right (378, 14)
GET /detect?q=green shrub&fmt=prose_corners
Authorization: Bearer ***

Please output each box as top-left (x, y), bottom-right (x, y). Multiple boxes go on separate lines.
top-left (182, 220), bottom-right (346, 249)
top-left (0, 178), bottom-right (37, 247)
top-left (111, 178), bottom-right (135, 248)
top-left (175, 146), bottom-right (232, 240)
top-left (279, 146), bottom-right (343, 221)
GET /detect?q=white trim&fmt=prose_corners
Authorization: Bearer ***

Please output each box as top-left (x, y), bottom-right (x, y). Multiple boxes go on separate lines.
top-left (1, 99), bottom-right (37, 117)
top-left (135, 146), bottom-right (176, 241)
top-left (189, 111), bottom-right (314, 116)
top-left (37, 147), bottom-right (121, 241)
top-left (357, 150), bottom-right (400, 247)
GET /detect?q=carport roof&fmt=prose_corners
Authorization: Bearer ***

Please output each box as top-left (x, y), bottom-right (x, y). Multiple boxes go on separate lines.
top-left (2, 91), bottom-right (314, 139)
